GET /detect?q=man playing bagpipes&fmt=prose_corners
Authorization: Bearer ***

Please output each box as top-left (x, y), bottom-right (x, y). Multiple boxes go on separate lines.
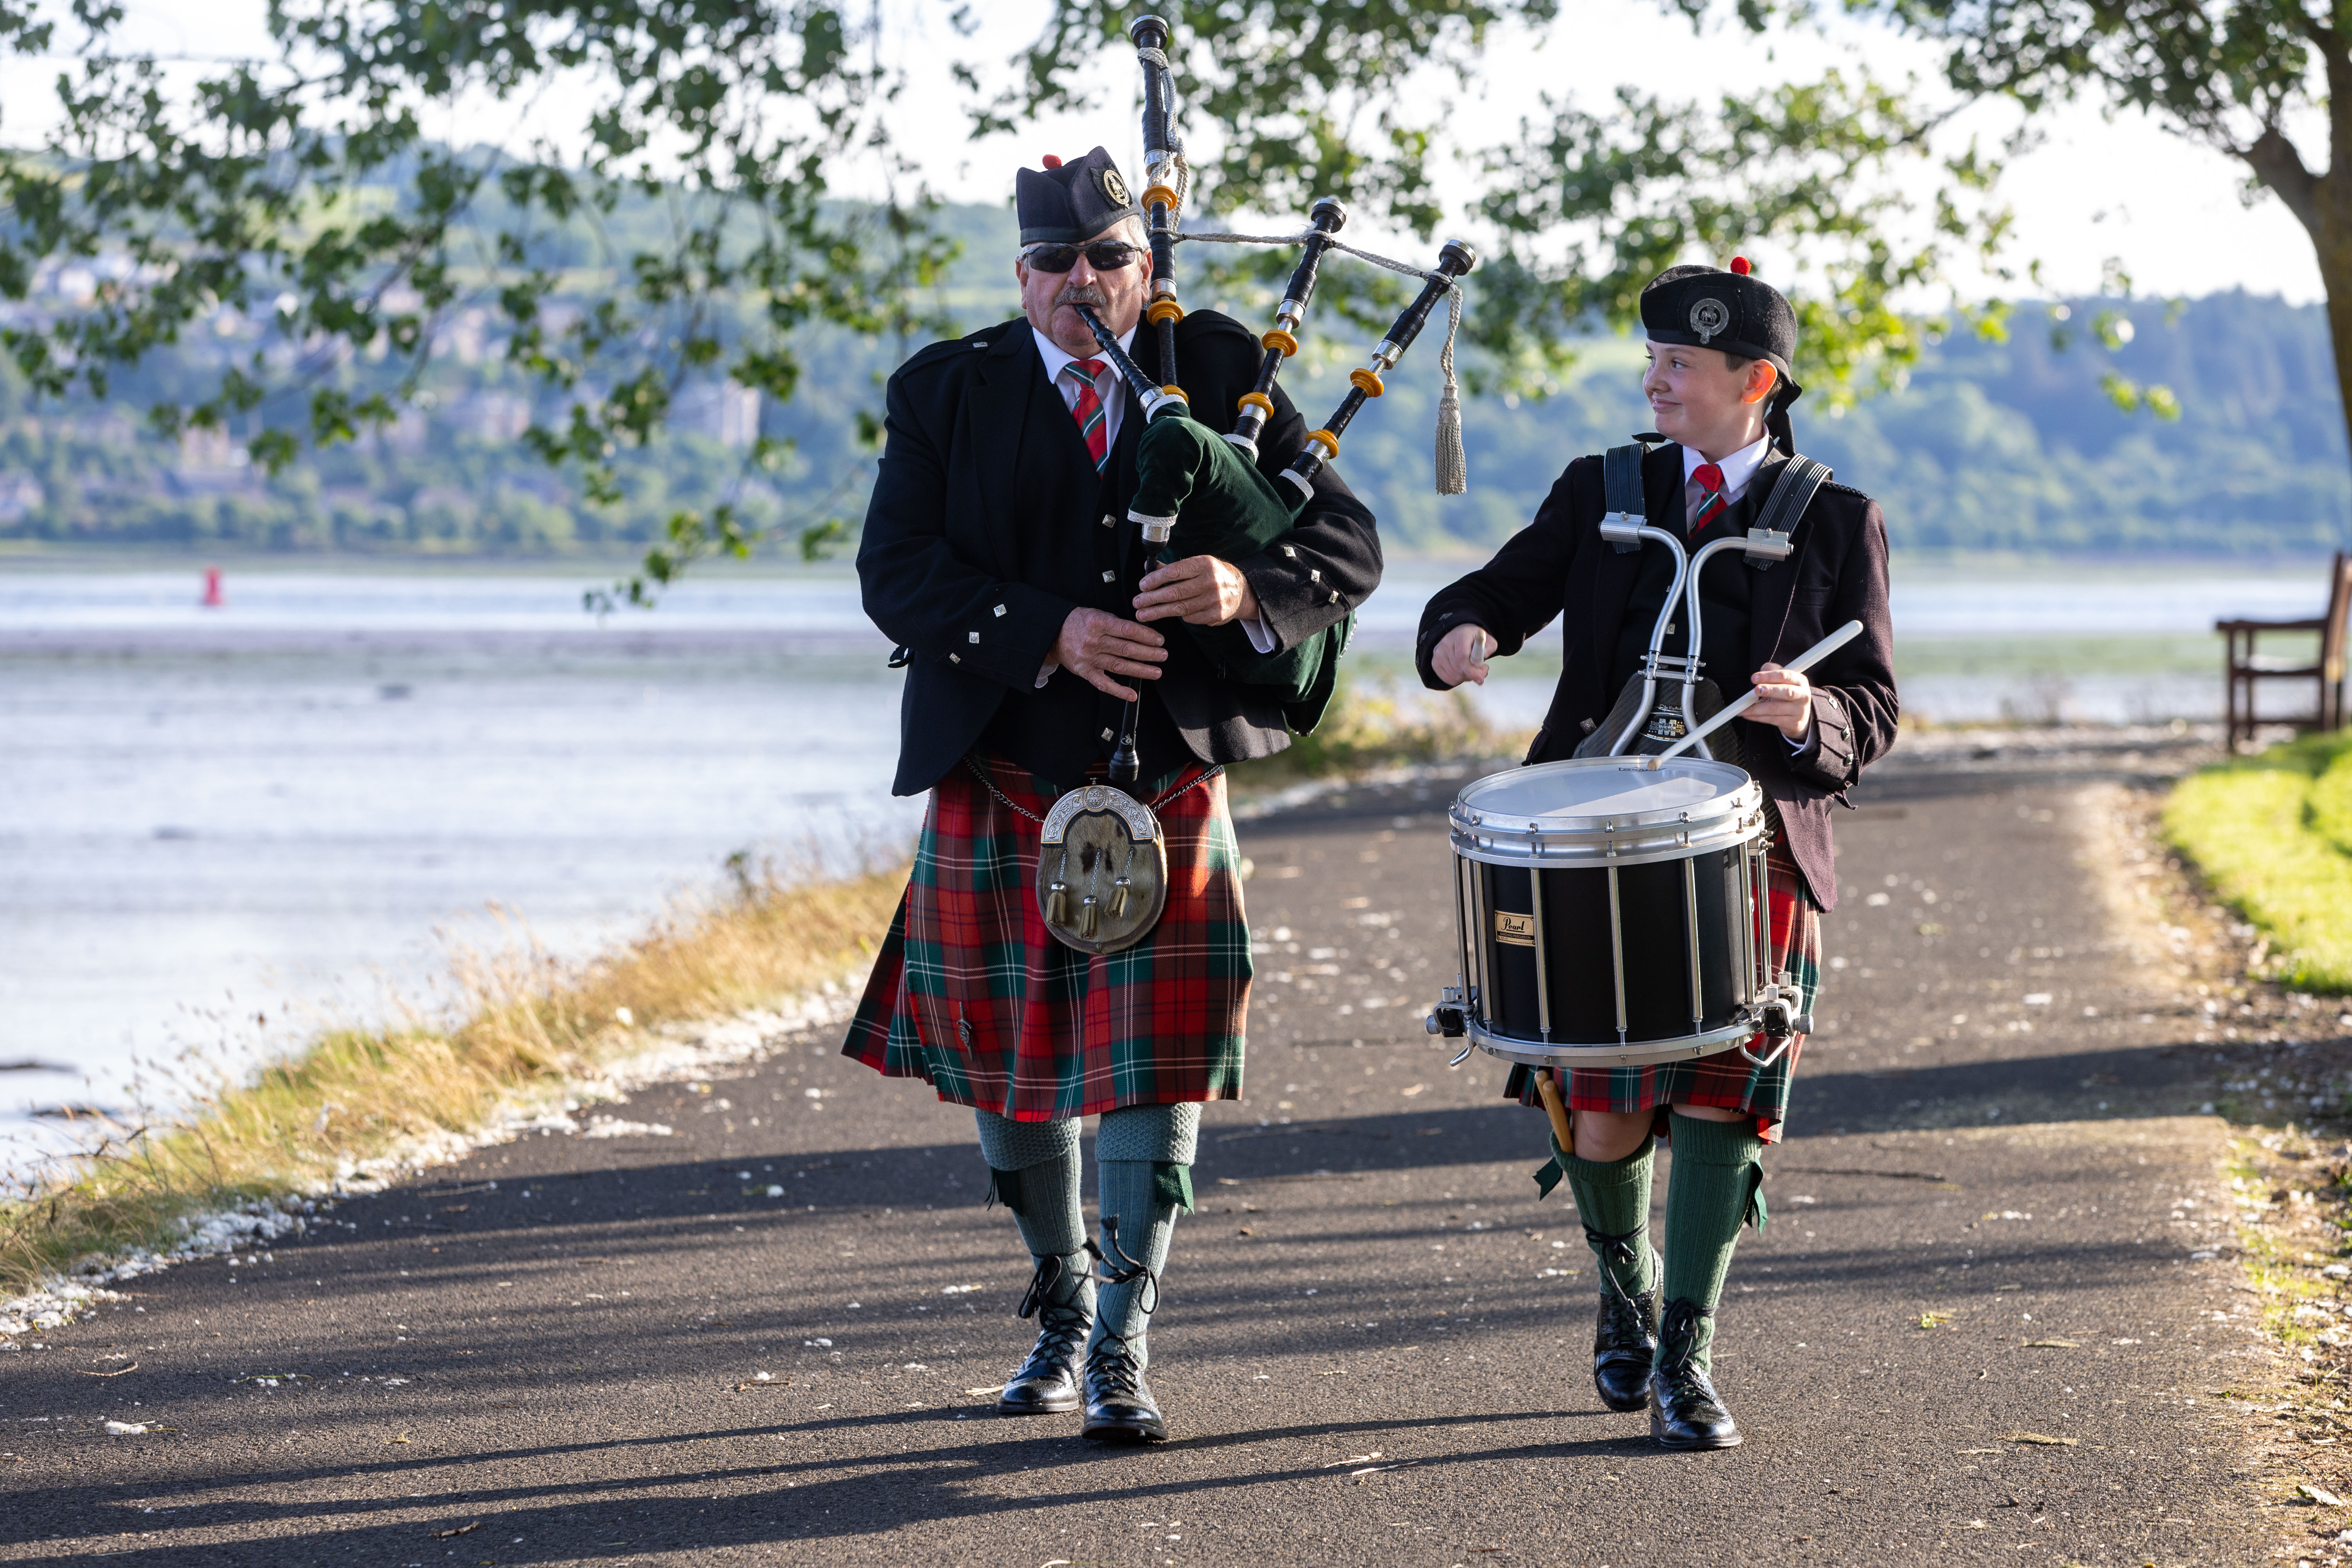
top-left (844, 146), bottom-right (1381, 1444)
top-left (1417, 261), bottom-right (1897, 1448)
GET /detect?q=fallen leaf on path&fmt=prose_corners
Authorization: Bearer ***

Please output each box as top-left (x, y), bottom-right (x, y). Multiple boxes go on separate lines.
top-left (76, 1362), bottom-right (138, 1377)
top-left (1958, 1448), bottom-right (2002, 1455)
top-left (2003, 1433), bottom-right (2077, 1446)
top-left (2296, 1484), bottom-right (2347, 1506)
top-left (2022, 1339), bottom-right (2082, 1349)
top-left (387, 1435), bottom-right (410, 1445)
top-left (1918, 1314), bottom-right (1953, 1329)
top-left (1324, 1451), bottom-right (1385, 1467)
top-left (429, 1524), bottom-right (480, 1540)
top-left (962, 1386), bottom-right (1006, 1398)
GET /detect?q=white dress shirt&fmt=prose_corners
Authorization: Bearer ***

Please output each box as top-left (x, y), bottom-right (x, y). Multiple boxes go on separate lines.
top-left (1681, 431), bottom-right (1774, 505)
top-left (1030, 325), bottom-right (1274, 687)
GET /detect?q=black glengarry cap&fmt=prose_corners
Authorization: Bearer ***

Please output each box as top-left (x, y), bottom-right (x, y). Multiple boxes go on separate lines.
top-left (1641, 257), bottom-right (1806, 450)
top-left (1016, 147), bottom-right (1143, 246)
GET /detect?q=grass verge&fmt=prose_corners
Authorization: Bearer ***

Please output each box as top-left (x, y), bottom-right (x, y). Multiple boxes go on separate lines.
top-left (0, 864), bottom-right (905, 1303)
top-left (2163, 730), bottom-right (2352, 992)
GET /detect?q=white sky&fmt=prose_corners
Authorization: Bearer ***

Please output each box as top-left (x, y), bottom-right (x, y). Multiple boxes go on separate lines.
top-left (13, 0), bottom-right (2329, 306)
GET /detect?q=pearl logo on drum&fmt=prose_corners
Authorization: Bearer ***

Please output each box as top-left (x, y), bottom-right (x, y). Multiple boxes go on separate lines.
top-left (1494, 911), bottom-right (1537, 947)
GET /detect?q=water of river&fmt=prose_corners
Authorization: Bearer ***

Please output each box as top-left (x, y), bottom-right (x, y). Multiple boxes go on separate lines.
top-left (0, 560), bottom-right (2330, 1164)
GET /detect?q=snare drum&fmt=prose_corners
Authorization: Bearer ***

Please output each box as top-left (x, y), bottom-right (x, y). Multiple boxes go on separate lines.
top-left (1428, 755), bottom-right (1778, 1067)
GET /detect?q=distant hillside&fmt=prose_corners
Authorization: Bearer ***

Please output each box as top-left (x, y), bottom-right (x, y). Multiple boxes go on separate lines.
top-left (0, 194), bottom-right (2342, 558)
top-left (1294, 289), bottom-right (2350, 557)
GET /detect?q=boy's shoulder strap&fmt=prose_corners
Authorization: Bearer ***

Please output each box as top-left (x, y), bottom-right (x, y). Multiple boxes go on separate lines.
top-left (1601, 433), bottom-right (1671, 553)
top-left (1742, 452), bottom-right (1833, 572)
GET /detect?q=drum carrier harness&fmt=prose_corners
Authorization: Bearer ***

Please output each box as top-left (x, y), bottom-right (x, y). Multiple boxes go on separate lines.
top-left (1579, 436), bottom-right (1832, 762)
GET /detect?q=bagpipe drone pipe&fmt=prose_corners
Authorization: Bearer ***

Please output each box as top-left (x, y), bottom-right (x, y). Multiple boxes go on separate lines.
top-left (1082, 15), bottom-right (1479, 737)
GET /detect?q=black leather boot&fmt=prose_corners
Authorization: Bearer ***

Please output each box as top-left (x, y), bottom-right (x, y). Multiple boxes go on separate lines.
top-left (1583, 1223), bottom-right (1657, 1414)
top-left (1080, 1338), bottom-right (1166, 1443)
top-left (1649, 1298), bottom-right (1740, 1450)
top-left (1593, 1284), bottom-right (1659, 1413)
top-left (996, 1251), bottom-right (1093, 1416)
top-left (1080, 1220), bottom-right (1167, 1443)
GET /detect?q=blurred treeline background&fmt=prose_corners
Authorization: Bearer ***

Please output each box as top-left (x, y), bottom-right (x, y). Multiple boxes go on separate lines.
top-left (2, 197), bottom-right (2341, 562)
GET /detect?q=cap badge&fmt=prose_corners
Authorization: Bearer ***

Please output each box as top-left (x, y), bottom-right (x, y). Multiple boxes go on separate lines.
top-left (1096, 167), bottom-right (1131, 207)
top-left (1689, 296), bottom-right (1730, 343)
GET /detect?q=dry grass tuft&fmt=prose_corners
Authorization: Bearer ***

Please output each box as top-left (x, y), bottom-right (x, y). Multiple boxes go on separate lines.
top-left (0, 864), bottom-right (905, 1299)
top-left (1250, 671), bottom-right (1529, 785)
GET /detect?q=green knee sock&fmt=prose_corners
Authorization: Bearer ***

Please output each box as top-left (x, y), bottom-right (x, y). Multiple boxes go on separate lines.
top-left (974, 1111), bottom-right (1085, 1260)
top-left (1660, 1112), bottom-right (1767, 1371)
top-left (1090, 1157), bottom-right (1185, 1370)
top-left (1560, 1137), bottom-right (1658, 1298)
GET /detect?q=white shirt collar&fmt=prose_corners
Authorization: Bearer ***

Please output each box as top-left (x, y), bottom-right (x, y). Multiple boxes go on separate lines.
top-left (1032, 323), bottom-right (1136, 388)
top-left (1681, 432), bottom-right (1775, 504)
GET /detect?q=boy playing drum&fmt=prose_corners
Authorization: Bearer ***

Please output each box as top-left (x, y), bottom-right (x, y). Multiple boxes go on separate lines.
top-left (1416, 260), bottom-right (1897, 1448)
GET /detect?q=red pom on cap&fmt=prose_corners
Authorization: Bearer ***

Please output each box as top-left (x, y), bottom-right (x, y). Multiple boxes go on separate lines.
top-left (1730, 255), bottom-right (1751, 275)
top-left (1042, 154), bottom-right (1063, 169)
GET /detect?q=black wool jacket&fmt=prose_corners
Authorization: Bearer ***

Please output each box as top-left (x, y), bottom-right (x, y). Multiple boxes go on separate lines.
top-left (1414, 441), bottom-right (1898, 913)
top-left (861, 310), bottom-right (1381, 796)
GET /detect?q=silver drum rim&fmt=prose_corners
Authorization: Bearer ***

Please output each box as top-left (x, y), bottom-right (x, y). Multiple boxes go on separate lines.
top-left (1451, 755), bottom-right (1765, 869)
top-left (1466, 1016), bottom-right (1761, 1068)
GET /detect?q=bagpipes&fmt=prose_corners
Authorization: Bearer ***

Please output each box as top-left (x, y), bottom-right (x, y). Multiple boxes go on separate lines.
top-left (1076, 14), bottom-right (1478, 745)
top-left (1033, 15), bottom-right (1478, 958)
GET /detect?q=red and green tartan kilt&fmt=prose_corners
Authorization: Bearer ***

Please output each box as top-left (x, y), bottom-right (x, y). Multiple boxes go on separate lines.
top-left (842, 753), bottom-right (1251, 1120)
top-left (1553, 852), bottom-right (1821, 1145)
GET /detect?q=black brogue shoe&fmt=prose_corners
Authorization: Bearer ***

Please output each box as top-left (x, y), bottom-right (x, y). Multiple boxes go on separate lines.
top-left (1592, 1285), bottom-right (1659, 1414)
top-left (1648, 1298), bottom-right (1741, 1450)
top-left (1080, 1341), bottom-right (1167, 1444)
top-left (997, 1255), bottom-right (1091, 1416)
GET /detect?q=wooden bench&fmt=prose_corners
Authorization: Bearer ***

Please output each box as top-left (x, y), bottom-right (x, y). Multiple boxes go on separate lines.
top-left (2218, 550), bottom-right (2352, 749)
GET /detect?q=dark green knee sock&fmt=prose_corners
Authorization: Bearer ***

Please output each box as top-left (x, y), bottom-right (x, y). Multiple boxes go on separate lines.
top-left (1660, 1112), bottom-right (1767, 1372)
top-left (1559, 1136), bottom-right (1658, 1298)
top-left (974, 1111), bottom-right (1086, 1260)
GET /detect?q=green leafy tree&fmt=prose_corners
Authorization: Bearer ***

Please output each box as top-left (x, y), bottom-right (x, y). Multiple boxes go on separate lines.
top-left (0, 0), bottom-right (2017, 593)
top-left (1008, 2), bottom-right (2015, 402)
top-left (0, 0), bottom-right (954, 598)
top-left (1854, 0), bottom-right (2352, 454)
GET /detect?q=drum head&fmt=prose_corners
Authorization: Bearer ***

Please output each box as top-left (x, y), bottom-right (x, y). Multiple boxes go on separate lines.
top-left (1452, 755), bottom-right (1763, 868)
top-left (1461, 754), bottom-right (1746, 823)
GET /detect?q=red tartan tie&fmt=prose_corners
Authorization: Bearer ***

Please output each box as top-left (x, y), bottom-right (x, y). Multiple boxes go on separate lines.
top-left (1689, 460), bottom-right (1729, 532)
top-left (1062, 358), bottom-right (1109, 471)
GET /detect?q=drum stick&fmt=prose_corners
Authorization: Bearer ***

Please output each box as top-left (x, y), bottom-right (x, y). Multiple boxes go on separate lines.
top-left (1534, 1069), bottom-right (1575, 1156)
top-left (1653, 619), bottom-right (1865, 761)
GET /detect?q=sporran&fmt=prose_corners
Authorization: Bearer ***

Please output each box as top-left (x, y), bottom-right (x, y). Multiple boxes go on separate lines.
top-left (1037, 783), bottom-right (1170, 955)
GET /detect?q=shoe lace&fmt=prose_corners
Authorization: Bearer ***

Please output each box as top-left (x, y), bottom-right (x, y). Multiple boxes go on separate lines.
top-left (1085, 1216), bottom-right (1160, 1376)
top-left (1655, 1297), bottom-right (1715, 1385)
top-left (1089, 1335), bottom-right (1143, 1399)
top-left (1583, 1221), bottom-right (1651, 1313)
top-left (1015, 1249), bottom-right (1096, 1363)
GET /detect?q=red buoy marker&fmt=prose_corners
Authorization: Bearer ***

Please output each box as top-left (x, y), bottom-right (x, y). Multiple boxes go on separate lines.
top-left (201, 566), bottom-right (224, 608)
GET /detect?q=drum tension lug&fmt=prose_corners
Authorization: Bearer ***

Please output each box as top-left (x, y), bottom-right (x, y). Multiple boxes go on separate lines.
top-left (1425, 985), bottom-right (1468, 1041)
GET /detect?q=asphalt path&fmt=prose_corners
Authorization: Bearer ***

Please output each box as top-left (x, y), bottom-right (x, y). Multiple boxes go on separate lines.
top-left (1, 741), bottom-right (2287, 1565)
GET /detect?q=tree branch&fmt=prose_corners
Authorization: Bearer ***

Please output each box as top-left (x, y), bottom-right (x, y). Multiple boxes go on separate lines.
top-left (2243, 122), bottom-right (2324, 236)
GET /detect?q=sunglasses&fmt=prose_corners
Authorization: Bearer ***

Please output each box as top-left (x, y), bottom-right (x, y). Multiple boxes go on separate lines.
top-left (1022, 242), bottom-right (1143, 274)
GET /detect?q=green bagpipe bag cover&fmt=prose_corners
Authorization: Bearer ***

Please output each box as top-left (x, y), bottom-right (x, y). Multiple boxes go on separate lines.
top-left (1131, 412), bottom-right (1355, 735)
